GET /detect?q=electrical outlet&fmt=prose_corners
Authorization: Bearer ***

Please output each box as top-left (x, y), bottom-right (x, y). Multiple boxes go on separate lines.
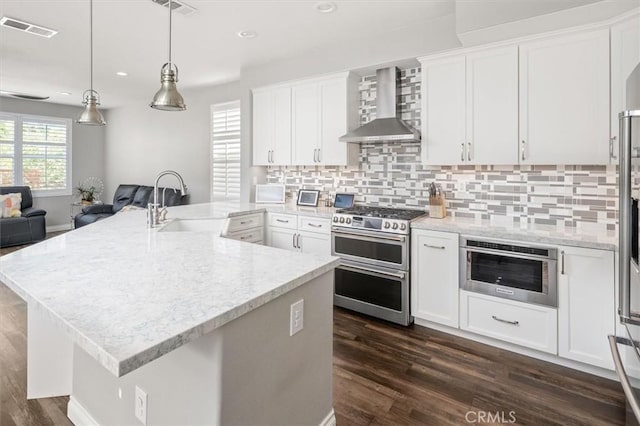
top-left (135, 386), bottom-right (147, 425)
top-left (290, 299), bottom-right (304, 336)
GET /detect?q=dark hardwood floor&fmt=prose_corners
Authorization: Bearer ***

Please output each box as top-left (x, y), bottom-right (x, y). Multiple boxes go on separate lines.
top-left (0, 235), bottom-right (627, 425)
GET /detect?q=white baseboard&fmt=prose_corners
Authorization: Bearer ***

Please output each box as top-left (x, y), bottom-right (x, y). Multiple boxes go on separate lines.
top-left (47, 224), bottom-right (72, 233)
top-left (67, 396), bottom-right (99, 426)
top-left (319, 409), bottom-right (336, 426)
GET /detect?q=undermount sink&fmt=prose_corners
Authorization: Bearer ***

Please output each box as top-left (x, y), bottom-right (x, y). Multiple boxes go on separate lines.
top-left (158, 217), bottom-right (227, 233)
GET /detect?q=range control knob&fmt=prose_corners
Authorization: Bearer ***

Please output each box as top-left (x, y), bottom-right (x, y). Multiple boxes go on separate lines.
top-left (339, 217), bottom-right (345, 223)
top-left (346, 218), bottom-right (352, 224)
top-left (400, 223), bottom-right (407, 231)
top-left (384, 222), bottom-right (391, 229)
top-left (392, 222), bottom-right (399, 230)
top-left (333, 216), bottom-right (338, 223)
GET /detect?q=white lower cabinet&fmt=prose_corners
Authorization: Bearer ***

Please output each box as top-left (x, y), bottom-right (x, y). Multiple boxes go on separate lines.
top-left (222, 213), bottom-right (264, 244)
top-left (266, 213), bottom-right (330, 256)
top-left (411, 229), bottom-right (459, 328)
top-left (460, 290), bottom-right (558, 354)
top-left (557, 246), bottom-right (615, 369)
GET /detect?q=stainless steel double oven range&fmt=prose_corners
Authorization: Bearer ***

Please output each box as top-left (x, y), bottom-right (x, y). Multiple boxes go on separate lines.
top-left (331, 206), bottom-right (426, 326)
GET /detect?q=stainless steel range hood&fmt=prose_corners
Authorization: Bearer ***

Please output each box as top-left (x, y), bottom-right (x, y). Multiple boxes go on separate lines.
top-left (340, 67), bottom-right (420, 143)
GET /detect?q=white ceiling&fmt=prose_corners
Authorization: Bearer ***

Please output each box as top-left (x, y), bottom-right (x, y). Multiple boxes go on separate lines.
top-left (0, 0), bottom-right (455, 108)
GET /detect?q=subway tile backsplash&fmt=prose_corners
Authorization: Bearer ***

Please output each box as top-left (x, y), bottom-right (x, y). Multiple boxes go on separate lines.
top-left (265, 67), bottom-right (618, 232)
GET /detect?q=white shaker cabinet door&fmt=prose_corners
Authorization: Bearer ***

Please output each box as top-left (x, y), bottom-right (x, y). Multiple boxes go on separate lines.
top-left (466, 45), bottom-right (518, 165)
top-left (252, 89), bottom-right (273, 166)
top-left (267, 227), bottom-right (298, 252)
top-left (292, 82), bottom-right (320, 166)
top-left (411, 229), bottom-right (459, 328)
top-left (318, 78), bottom-right (348, 165)
top-left (611, 14), bottom-right (640, 163)
top-left (421, 56), bottom-right (466, 165)
top-left (519, 28), bottom-right (610, 165)
top-left (298, 231), bottom-right (331, 256)
top-left (558, 246), bottom-right (615, 369)
top-left (271, 86), bottom-right (292, 166)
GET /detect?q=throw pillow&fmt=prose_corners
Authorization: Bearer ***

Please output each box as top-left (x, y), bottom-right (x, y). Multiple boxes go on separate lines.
top-left (0, 193), bottom-right (22, 218)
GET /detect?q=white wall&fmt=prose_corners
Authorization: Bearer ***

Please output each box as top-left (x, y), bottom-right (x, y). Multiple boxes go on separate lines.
top-left (0, 96), bottom-right (106, 229)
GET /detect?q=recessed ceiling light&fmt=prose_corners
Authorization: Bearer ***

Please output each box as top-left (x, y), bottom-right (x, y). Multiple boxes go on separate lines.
top-left (60, 92), bottom-right (72, 96)
top-left (237, 30), bottom-right (257, 39)
top-left (116, 71), bottom-right (128, 77)
top-left (315, 2), bottom-right (337, 13)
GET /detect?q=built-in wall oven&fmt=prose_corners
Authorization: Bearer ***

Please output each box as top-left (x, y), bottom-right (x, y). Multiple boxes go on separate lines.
top-left (331, 206), bottom-right (425, 326)
top-left (460, 236), bottom-right (558, 307)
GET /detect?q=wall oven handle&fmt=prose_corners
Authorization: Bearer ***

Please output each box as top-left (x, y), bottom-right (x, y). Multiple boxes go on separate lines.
top-left (609, 335), bottom-right (640, 423)
top-left (424, 243), bottom-right (445, 250)
top-left (341, 263), bottom-right (406, 280)
top-left (491, 315), bottom-right (519, 326)
top-left (332, 229), bottom-right (406, 243)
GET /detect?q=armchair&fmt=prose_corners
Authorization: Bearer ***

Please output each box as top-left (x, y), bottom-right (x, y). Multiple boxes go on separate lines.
top-left (0, 186), bottom-right (46, 248)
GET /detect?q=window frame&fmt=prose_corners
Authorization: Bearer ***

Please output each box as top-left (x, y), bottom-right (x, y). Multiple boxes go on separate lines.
top-left (0, 111), bottom-right (73, 197)
top-left (210, 100), bottom-right (241, 202)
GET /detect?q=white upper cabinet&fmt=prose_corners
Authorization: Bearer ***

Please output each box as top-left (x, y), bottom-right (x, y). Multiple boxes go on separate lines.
top-left (252, 86), bottom-right (291, 166)
top-left (421, 45), bottom-right (518, 165)
top-left (292, 82), bottom-right (319, 166)
top-left (519, 28), bottom-right (610, 165)
top-left (466, 46), bottom-right (519, 164)
top-left (253, 72), bottom-right (358, 167)
top-left (421, 56), bottom-right (466, 165)
top-left (611, 13), bottom-right (640, 163)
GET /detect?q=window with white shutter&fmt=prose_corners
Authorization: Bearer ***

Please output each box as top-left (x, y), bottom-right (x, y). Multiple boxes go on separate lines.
top-left (211, 101), bottom-right (241, 201)
top-left (0, 113), bottom-right (72, 196)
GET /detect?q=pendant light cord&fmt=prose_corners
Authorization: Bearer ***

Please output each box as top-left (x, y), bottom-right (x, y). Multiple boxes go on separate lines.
top-left (90, 0), bottom-right (93, 92)
top-left (168, 0), bottom-right (172, 69)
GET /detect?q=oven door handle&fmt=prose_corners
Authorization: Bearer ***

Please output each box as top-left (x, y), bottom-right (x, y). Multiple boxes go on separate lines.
top-left (340, 263), bottom-right (406, 280)
top-left (462, 247), bottom-right (556, 262)
top-left (332, 229), bottom-right (406, 243)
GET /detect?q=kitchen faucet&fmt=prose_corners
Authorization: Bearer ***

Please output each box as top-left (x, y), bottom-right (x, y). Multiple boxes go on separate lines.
top-left (149, 170), bottom-right (188, 227)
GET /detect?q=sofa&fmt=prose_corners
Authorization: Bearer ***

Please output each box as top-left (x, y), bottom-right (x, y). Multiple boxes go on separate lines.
top-left (0, 186), bottom-right (47, 248)
top-left (74, 184), bottom-right (187, 229)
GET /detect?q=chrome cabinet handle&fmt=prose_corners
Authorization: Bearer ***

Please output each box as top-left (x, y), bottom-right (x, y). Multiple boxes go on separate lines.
top-left (423, 243), bottom-right (445, 250)
top-left (295, 233), bottom-right (301, 249)
top-left (317, 148), bottom-right (321, 163)
top-left (240, 220), bottom-right (252, 225)
top-left (610, 136), bottom-right (618, 160)
top-left (492, 315), bottom-right (519, 326)
top-left (521, 140), bottom-right (526, 161)
top-left (561, 250), bottom-right (565, 275)
top-left (308, 223), bottom-right (322, 228)
top-left (292, 233), bottom-right (296, 248)
top-left (276, 219), bottom-right (289, 223)
top-left (467, 142), bottom-right (471, 161)
top-left (461, 143), bottom-right (465, 162)
top-left (240, 234), bottom-right (253, 240)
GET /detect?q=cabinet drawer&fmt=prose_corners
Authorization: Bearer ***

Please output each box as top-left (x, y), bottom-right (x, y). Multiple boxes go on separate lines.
top-left (226, 228), bottom-right (263, 244)
top-left (460, 291), bottom-right (557, 354)
top-left (227, 213), bottom-right (264, 233)
top-left (298, 216), bottom-right (330, 234)
top-left (268, 213), bottom-right (297, 230)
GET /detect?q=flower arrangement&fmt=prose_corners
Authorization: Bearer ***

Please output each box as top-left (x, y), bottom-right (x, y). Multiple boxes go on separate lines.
top-left (75, 177), bottom-right (104, 204)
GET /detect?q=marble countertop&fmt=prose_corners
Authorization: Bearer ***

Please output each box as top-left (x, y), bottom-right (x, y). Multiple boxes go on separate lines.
top-left (411, 215), bottom-right (617, 251)
top-left (0, 202), bottom-right (339, 377)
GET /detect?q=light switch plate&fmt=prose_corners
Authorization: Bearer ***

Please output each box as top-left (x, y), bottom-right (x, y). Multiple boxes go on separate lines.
top-left (290, 299), bottom-right (304, 336)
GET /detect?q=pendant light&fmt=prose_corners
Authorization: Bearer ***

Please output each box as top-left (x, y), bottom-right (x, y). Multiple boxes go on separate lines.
top-left (77, 0), bottom-right (106, 126)
top-left (150, 0), bottom-right (186, 111)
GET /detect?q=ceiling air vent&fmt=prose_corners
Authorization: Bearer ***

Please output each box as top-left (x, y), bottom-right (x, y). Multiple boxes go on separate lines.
top-left (0, 17), bottom-right (57, 38)
top-left (150, 0), bottom-right (196, 16)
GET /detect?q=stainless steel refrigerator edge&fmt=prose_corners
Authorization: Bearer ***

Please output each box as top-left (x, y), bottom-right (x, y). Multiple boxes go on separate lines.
top-left (611, 62), bottom-right (640, 425)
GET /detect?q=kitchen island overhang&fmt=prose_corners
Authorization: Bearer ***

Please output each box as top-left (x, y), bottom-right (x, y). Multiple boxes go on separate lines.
top-left (0, 203), bottom-right (339, 425)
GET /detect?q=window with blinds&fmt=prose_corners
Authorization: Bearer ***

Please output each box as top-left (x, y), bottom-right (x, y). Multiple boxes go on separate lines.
top-left (211, 101), bottom-right (241, 201)
top-left (0, 113), bottom-right (72, 195)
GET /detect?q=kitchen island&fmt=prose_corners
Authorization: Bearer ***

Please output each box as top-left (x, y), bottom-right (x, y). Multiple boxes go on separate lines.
top-left (0, 202), bottom-right (339, 426)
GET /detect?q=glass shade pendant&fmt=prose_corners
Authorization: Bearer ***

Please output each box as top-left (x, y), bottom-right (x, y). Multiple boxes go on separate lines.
top-left (77, 0), bottom-right (106, 126)
top-left (150, 0), bottom-right (186, 111)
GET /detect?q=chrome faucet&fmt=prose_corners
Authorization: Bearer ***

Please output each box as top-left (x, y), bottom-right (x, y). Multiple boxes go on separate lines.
top-left (149, 170), bottom-right (188, 227)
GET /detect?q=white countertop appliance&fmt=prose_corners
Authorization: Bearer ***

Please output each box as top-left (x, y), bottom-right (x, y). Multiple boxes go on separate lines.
top-left (611, 62), bottom-right (640, 426)
top-left (331, 206), bottom-right (426, 325)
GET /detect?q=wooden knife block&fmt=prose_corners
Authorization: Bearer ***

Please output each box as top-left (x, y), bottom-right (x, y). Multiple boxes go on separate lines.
top-left (429, 195), bottom-right (446, 219)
